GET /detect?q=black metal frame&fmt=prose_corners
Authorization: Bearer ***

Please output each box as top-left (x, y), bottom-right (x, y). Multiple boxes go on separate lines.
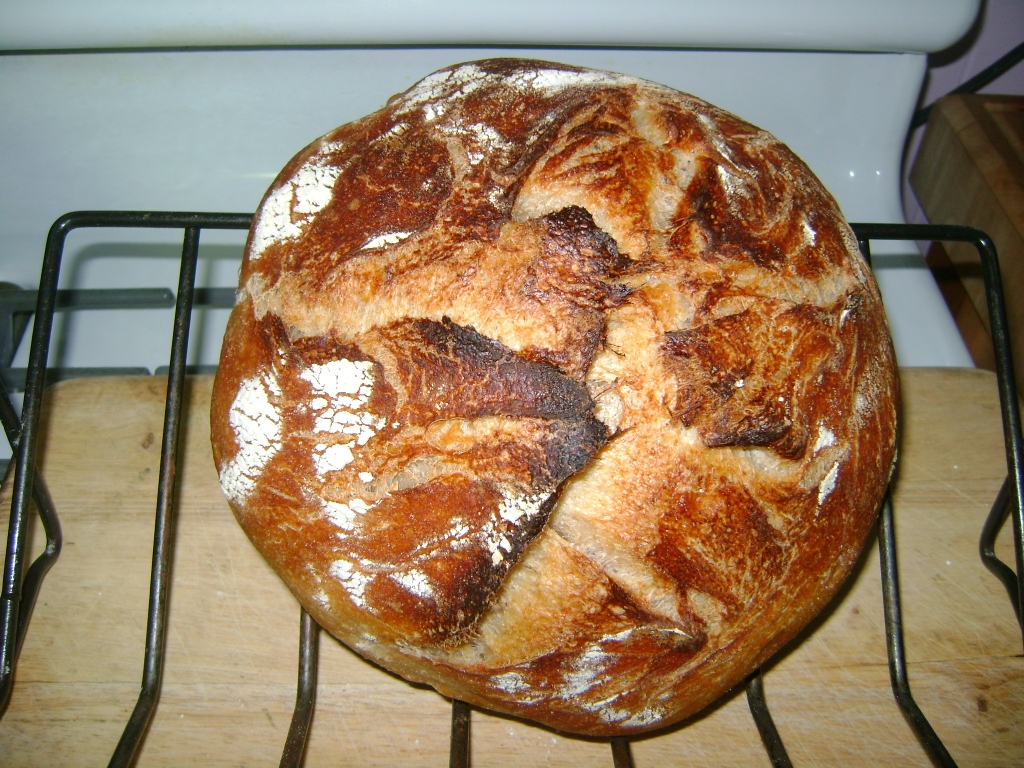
top-left (0, 212), bottom-right (1021, 768)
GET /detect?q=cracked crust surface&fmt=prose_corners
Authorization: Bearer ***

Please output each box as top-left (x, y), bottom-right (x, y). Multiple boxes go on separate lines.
top-left (210, 58), bottom-right (898, 736)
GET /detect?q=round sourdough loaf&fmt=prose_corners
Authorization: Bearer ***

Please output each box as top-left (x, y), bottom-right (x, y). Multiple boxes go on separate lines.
top-left (211, 58), bottom-right (898, 736)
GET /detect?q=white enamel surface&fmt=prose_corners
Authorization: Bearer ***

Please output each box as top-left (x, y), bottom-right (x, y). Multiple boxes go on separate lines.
top-left (1, 0), bottom-right (979, 54)
top-left (0, 46), bottom-right (972, 387)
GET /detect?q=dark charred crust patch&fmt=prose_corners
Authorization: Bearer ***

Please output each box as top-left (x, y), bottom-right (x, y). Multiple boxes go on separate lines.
top-left (524, 206), bottom-right (635, 310)
top-left (539, 417), bottom-right (609, 482)
top-left (661, 302), bottom-right (838, 458)
top-left (377, 316), bottom-right (601, 426)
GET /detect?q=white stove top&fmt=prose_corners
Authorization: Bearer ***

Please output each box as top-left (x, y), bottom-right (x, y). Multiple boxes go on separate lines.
top-left (1, 0), bottom-right (979, 53)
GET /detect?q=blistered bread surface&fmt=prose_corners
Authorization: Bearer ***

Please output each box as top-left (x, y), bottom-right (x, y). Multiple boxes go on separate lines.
top-left (211, 58), bottom-right (898, 736)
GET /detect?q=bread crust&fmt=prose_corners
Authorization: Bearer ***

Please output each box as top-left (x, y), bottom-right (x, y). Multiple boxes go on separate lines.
top-left (211, 58), bottom-right (898, 736)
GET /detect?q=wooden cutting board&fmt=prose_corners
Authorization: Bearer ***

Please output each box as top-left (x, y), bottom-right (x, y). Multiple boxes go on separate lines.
top-left (0, 369), bottom-right (1021, 767)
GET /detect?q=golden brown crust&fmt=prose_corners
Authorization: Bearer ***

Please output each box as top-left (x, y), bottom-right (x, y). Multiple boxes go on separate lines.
top-left (211, 58), bottom-right (899, 736)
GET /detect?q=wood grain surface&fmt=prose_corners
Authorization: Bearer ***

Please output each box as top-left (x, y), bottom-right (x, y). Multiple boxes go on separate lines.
top-left (0, 369), bottom-right (1021, 766)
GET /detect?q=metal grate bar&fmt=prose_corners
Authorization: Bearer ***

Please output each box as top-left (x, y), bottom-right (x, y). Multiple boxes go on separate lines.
top-left (109, 224), bottom-right (203, 767)
top-left (745, 670), bottom-right (792, 768)
top-left (193, 286), bottom-right (238, 308)
top-left (610, 737), bottom-right (635, 768)
top-left (0, 284), bottom-right (238, 393)
top-left (0, 286), bottom-right (176, 372)
top-left (0, 213), bottom-right (71, 714)
top-left (981, 478), bottom-right (1021, 622)
top-left (449, 699), bottom-right (471, 768)
top-left (852, 223), bottom-right (1024, 639)
top-left (280, 609), bottom-right (320, 768)
top-left (855, 232), bottom-right (956, 766)
top-left (1, 366), bottom-right (152, 392)
top-left (878, 493), bottom-right (958, 767)
top-left (0, 375), bottom-right (61, 712)
top-left (910, 40), bottom-right (1024, 129)
top-left (0, 210), bottom-right (252, 755)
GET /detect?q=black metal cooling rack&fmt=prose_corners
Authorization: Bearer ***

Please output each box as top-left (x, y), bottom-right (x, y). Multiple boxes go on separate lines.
top-left (0, 212), bottom-right (1021, 768)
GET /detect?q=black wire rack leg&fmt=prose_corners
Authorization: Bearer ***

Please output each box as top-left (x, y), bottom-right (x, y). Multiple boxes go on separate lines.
top-left (974, 233), bottom-right (1024, 638)
top-left (0, 211), bottom-right (76, 715)
top-left (280, 608), bottom-right (320, 768)
top-left (109, 226), bottom-right (202, 767)
top-left (610, 737), bottom-right (634, 768)
top-left (980, 477), bottom-right (1022, 625)
top-left (5, 469), bottom-right (60, 678)
top-left (853, 222), bottom-right (1024, 643)
top-left (450, 699), bottom-right (471, 768)
top-left (746, 669), bottom-right (792, 768)
top-left (0, 377), bottom-right (62, 713)
top-left (854, 230), bottom-right (954, 765)
top-left (878, 492), bottom-right (958, 768)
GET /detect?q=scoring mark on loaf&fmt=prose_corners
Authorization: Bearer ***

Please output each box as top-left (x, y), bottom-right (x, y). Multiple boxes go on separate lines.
top-left (321, 477), bottom-right (560, 645)
top-left (253, 313), bottom-right (613, 647)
